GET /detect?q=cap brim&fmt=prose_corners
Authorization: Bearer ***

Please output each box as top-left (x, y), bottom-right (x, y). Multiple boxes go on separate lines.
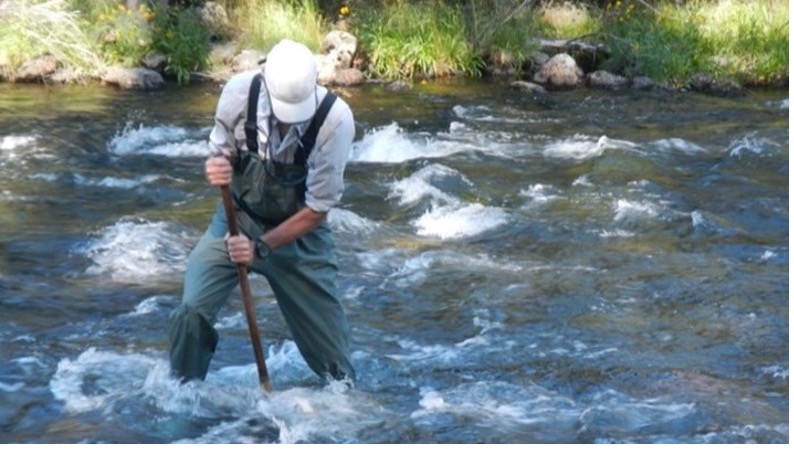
top-left (270, 92), bottom-right (315, 124)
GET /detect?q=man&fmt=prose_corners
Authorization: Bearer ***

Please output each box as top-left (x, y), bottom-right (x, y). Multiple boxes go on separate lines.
top-left (168, 39), bottom-right (356, 386)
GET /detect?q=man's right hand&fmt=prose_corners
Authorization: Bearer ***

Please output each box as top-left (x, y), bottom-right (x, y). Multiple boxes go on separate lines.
top-left (205, 155), bottom-right (232, 186)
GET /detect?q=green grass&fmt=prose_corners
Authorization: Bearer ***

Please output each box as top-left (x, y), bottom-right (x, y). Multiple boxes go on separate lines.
top-left (694, 0), bottom-right (789, 86)
top-left (354, 1), bottom-right (483, 79)
top-left (600, 0), bottom-right (788, 86)
top-left (226, 0), bottom-right (328, 53)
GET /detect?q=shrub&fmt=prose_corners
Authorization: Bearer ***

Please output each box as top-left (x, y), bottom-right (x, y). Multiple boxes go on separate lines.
top-left (150, 4), bottom-right (211, 84)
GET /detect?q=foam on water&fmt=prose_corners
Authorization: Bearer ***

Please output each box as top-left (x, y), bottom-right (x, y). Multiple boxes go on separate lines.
top-left (124, 295), bottom-right (174, 317)
top-left (72, 173), bottom-right (162, 189)
top-left (350, 122), bottom-right (476, 163)
top-left (50, 348), bottom-right (161, 414)
top-left (388, 164), bottom-right (463, 206)
top-left (75, 217), bottom-right (194, 283)
top-left (108, 124), bottom-right (209, 157)
top-left (728, 132), bottom-right (782, 158)
top-left (49, 345), bottom-right (387, 443)
top-left (451, 104), bottom-right (539, 124)
top-left (0, 134), bottom-right (36, 154)
top-left (383, 250), bottom-right (521, 290)
top-left (521, 183), bottom-right (562, 208)
top-left (413, 203), bottom-right (509, 239)
top-left (651, 137), bottom-right (709, 154)
top-left (613, 199), bottom-right (659, 222)
top-left (411, 381), bottom-right (580, 436)
top-left (387, 164), bottom-right (509, 239)
top-left (581, 389), bottom-right (699, 442)
top-left (543, 135), bottom-right (637, 160)
top-left (327, 208), bottom-right (381, 235)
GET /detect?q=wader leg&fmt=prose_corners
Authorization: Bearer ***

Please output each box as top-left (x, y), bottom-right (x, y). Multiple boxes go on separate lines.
top-left (254, 224), bottom-right (356, 384)
top-left (169, 205), bottom-right (238, 382)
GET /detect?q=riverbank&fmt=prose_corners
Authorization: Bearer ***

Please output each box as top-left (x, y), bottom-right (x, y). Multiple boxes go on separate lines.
top-left (0, 0), bottom-right (788, 95)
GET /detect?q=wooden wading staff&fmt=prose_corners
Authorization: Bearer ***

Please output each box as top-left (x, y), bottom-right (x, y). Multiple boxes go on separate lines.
top-left (220, 185), bottom-right (272, 393)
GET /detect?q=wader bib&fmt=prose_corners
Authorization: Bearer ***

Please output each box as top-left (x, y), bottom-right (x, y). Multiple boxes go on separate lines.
top-left (169, 75), bottom-right (355, 384)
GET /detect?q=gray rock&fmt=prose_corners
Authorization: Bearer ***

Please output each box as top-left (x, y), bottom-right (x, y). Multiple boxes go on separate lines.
top-left (533, 53), bottom-right (583, 90)
top-left (101, 67), bottom-right (165, 90)
top-left (232, 50), bottom-right (266, 73)
top-left (142, 52), bottom-right (167, 72)
top-left (317, 31), bottom-right (358, 85)
top-left (333, 68), bottom-right (364, 87)
top-left (386, 80), bottom-right (412, 92)
top-left (586, 70), bottom-right (629, 91)
top-left (197, 1), bottom-right (233, 40)
top-left (631, 76), bottom-right (656, 90)
top-left (14, 55), bottom-right (59, 83)
top-left (509, 80), bottom-right (547, 95)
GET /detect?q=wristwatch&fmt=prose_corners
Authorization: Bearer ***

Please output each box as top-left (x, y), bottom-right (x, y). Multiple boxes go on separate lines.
top-left (255, 238), bottom-right (272, 259)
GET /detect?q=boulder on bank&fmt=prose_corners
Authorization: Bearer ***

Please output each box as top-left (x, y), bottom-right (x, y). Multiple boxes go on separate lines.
top-left (13, 55), bottom-right (59, 83)
top-left (533, 53), bottom-right (583, 90)
top-left (317, 30), bottom-right (363, 87)
top-left (586, 70), bottom-right (629, 91)
top-left (101, 67), bottom-right (165, 90)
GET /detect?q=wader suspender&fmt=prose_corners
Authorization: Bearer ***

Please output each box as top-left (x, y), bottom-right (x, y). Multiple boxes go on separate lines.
top-left (244, 73), bottom-right (337, 164)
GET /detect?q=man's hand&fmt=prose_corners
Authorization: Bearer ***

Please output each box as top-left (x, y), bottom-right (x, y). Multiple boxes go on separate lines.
top-left (225, 233), bottom-right (254, 266)
top-left (205, 155), bottom-right (232, 186)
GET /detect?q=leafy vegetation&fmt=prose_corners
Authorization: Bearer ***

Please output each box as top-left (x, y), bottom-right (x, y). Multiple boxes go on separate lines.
top-left (0, 0), bottom-right (788, 87)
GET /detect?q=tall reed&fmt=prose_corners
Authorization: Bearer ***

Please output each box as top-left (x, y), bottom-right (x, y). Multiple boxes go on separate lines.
top-left (0, 0), bottom-right (105, 80)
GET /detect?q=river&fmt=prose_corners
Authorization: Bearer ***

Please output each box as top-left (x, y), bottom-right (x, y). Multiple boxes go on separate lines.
top-left (0, 79), bottom-right (788, 443)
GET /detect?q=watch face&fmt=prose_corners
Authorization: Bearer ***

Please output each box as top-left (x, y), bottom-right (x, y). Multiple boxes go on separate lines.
top-left (257, 241), bottom-right (269, 258)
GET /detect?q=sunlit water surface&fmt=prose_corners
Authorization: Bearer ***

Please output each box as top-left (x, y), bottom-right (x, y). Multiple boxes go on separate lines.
top-left (0, 81), bottom-right (788, 443)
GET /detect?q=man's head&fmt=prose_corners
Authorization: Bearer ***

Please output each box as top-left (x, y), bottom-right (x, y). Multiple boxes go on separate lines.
top-left (264, 39), bottom-right (318, 124)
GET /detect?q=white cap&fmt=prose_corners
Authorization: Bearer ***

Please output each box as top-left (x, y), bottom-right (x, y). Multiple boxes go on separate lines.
top-left (264, 39), bottom-right (317, 123)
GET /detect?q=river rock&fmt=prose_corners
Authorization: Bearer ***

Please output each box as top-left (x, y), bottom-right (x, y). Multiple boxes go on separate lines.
top-left (196, 1), bottom-right (233, 40)
top-left (537, 38), bottom-right (610, 73)
top-left (386, 80), bottom-right (412, 92)
top-left (586, 70), bottom-right (629, 91)
top-left (13, 55), bottom-right (59, 83)
top-left (142, 52), bottom-right (167, 72)
top-left (687, 72), bottom-right (743, 97)
top-left (533, 53), bottom-right (583, 90)
top-left (232, 49), bottom-right (266, 73)
top-left (523, 51), bottom-right (551, 75)
top-left (101, 67), bottom-right (165, 90)
top-left (510, 80), bottom-right (547, 95)
top-left (631, 76), bottom-right (656, 90)
top-left (332, 68), bottom-right (365, 87)
top-left (317, 30), bottom-right (360, 86)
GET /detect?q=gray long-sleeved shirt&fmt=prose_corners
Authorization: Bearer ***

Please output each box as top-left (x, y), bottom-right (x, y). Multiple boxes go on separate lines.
top-left (208, 69), bottom-right (354, 213)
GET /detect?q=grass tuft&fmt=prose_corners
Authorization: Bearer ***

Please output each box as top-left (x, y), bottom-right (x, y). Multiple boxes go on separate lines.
top-left (0, 0), bottom-right (105, 81)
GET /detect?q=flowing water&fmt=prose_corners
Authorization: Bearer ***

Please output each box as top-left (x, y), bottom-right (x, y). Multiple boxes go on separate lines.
top-left (0, 80), bottom-right (788, 443)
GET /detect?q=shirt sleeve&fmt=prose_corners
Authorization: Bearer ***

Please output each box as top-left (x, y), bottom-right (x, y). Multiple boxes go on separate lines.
top-left (208, 71), bottom-right (257, 158)
top-left (304, 99), bottom-right (355, 213)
